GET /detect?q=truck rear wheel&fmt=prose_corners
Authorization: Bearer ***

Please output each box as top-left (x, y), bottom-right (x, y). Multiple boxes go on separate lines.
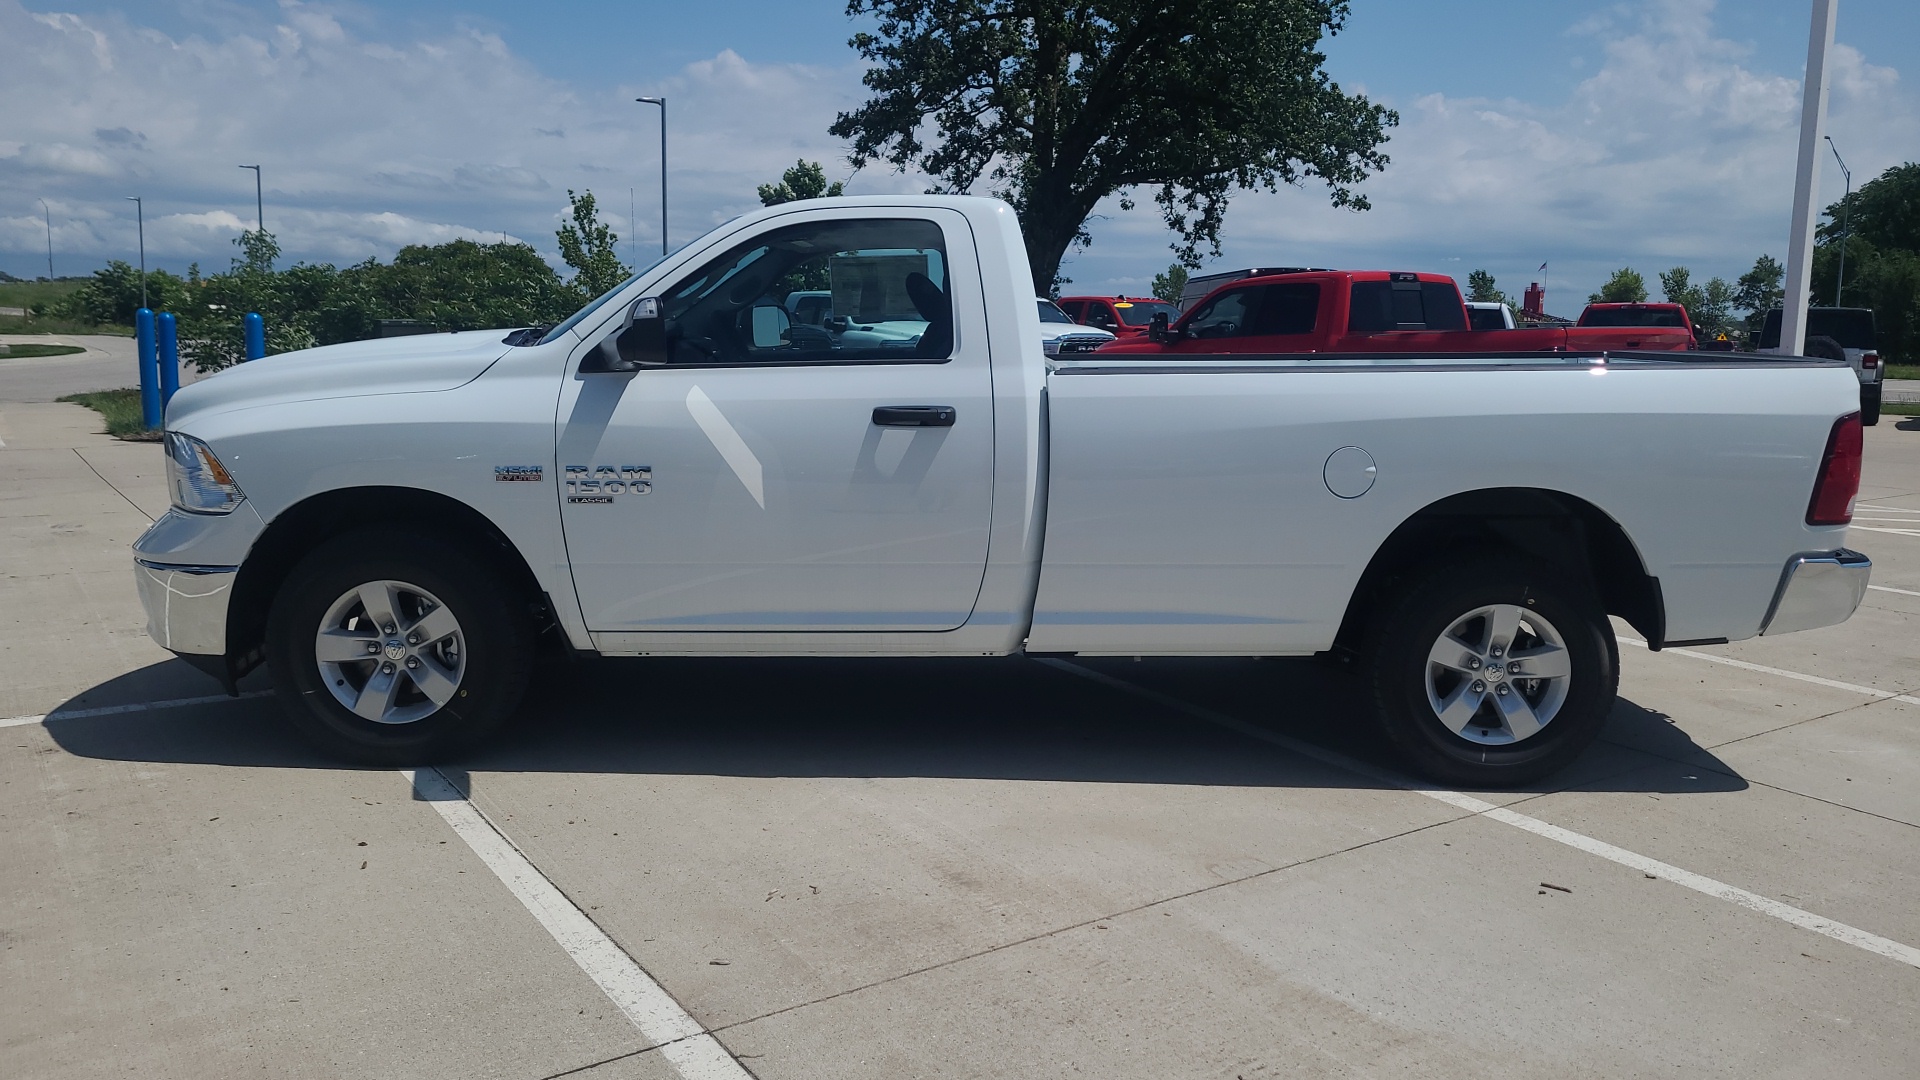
top-left (1363, 557), bottom-right (1617, 787)
top-left (266, 529), bottom-right (533, 764)
top-left (1861, 384), bottom-right (1881, 427)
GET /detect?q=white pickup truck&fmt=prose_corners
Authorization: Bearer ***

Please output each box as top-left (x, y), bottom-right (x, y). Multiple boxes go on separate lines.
top-left (135, 196), bottom-right (1871, 785)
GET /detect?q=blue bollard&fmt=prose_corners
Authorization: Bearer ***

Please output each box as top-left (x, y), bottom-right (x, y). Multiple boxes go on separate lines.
top-left (157, 311), bottom-right (180, 410)
top-left (244, 312), bottom-right (265, 361)
top-left (136, 308), bottom-right (161, 430)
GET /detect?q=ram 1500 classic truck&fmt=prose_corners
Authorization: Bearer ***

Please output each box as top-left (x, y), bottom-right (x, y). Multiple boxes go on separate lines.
top-left (134, 196), bottom-right (1871, 785)
top-left (1109, 270), bottom-right (1696, 355)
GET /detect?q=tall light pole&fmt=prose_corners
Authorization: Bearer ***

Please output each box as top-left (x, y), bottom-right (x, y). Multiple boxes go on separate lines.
top-left (1825, 135), bottom-right (1851, 308)
top-left (636, 96), bottom-right (667, 255)
top-left (238, 164), bottom-right (263, 233)
top-left (1781, 0), bottom-right (1836, 356)
top-left (39, 198), bottom-right (53, 280)
top-left (126, 196), bottom-right (147, 309)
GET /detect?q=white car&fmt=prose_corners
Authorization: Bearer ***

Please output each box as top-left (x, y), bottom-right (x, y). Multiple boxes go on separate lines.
top-left (135, 195), bottom-right (1870, 785)
top-left (1036, 297), bottom-right (1113, 356)
top-left (1465, 301), bottom-right (1516, 331)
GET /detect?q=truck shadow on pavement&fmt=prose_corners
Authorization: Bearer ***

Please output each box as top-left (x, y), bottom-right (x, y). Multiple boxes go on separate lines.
top-left (46, 654), bottom-right (1745, 797)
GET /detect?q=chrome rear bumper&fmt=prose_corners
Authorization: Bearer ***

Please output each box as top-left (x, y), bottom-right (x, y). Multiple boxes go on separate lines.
top-left (1758, 549), bottom-right (1871, 636)
top-left (134, 559), bottom-right (237, 656)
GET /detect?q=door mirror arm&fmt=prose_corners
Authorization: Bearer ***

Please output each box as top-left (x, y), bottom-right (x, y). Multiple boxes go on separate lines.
top-left (584, 296), bottom-right (669, 372)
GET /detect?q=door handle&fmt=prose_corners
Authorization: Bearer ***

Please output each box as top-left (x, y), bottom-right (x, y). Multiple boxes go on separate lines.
top-left (872, 405), bottom-right (956, 427)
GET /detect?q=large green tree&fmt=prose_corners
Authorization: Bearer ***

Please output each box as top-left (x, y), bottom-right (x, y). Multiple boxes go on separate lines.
top-left (1589, 268), bottom-right (1647, 304)
top-left (759, 160), bottom-right (847, 205)
top-left (1150, 263), bottom-right (1188, 305)
top-left (1811, 162), bottom-right (1920, 363)
top-left (1658, 266), bottom-right (1734, 339)
top-left (556, 189), bottom-right (630, 300)
top-left (1733, 254), bottom-right (1783, 333)
top-left (830, 0), bottom-right (1397, 292)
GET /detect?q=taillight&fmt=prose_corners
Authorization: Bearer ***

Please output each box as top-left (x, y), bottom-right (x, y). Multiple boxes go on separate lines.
top-left (1863, 352), bottom-right (1879, 369)
top-left (1807, 412), bottom-right (1863, 526)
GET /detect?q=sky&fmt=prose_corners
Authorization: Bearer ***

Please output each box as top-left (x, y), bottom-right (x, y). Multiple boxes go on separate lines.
top-left (1, 0), bottom-right (1916, 313)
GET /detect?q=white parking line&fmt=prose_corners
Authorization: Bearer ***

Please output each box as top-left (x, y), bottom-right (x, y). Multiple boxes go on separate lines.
top-left (1040, 659), bottom-right (1920, 972)
top-left (1620, 637), bottom-right (1920, 706)
top-left (1852, 525), bottom-right (1920, 538)
top-left (0, 690), bottom-right (272, 729)
top-left (405, 767), bottom-right (753, 1080)
top-left (1869, 584), bottom-right (1920, 598)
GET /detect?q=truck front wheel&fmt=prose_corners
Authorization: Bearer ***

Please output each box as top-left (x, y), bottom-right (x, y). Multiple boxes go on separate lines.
top-left (266, 529), bottom-right (533, 764)
top-left (1363, 557), bottom-right (1618, 787)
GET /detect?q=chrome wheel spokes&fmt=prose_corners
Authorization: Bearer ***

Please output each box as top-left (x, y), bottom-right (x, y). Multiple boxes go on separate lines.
top-left (1423, 603), bottom-right (1571, 746)
top-left (315, 579), bottom-right (466, 726)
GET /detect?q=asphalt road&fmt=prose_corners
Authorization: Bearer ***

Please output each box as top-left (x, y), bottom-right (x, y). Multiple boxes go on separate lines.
top-left (2, 399), bottom-right (1915, 1079)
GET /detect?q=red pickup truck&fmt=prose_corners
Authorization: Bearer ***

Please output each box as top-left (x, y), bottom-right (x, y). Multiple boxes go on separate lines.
top-left (1577, 302), bottom-right (1698, 347)
top-left (1099, 271), bottom-right (1695, 355)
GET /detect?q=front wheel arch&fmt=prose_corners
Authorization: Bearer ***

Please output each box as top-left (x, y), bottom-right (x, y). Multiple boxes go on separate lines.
top-left (226, 487), bottom-right (552, 684)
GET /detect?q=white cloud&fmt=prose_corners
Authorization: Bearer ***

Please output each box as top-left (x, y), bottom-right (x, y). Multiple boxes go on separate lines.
top-left (1, 0), bottom-right (1912, 313)
top-left (1063, 0), bottom-right (1918, 310)
top-left (0, 1), bottom-right (872, 275)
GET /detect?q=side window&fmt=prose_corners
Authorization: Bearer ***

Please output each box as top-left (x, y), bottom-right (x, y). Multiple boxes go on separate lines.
top-left (657, 218), bottom-right (951, 364)
top-left (1084, 303), bottom-right (1118, 329)
top-left (1244, 283), bottom-right (1320, 336)
top-left (1349, 280), bottom-right (1465, 332)
top-left (1185, 288), bottom-right (1254, 339)
top-left (1058, 301), bottom-right (1085, 320)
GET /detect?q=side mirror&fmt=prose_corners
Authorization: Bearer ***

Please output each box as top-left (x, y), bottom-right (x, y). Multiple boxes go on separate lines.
top-left (749, 304), bottom-right (791, 349)
top-left (587, 296), bottom-right (668, 371)
top-left (1147, 311), bottom-right (1173, 344)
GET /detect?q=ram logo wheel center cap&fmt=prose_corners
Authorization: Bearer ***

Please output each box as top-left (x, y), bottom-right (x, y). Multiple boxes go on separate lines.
top-left (1483, 662), bottom-right (1506, 683)
top-left (384, 640), bottom-right (406, 661)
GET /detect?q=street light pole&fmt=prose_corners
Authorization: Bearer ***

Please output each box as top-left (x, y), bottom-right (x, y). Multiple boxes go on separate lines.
top-left (636, 96), bottom-right (667, 255)
top-left (1825, 136), bottom-right (1851, 308)
top-left (126, 196), bottom-right (146, 309)
top-left (239, 164), bottom-right (263, 233)
top-left (1780, 0), bottom-right (1837, 356)
top-left (39, 198), bottom-right (53, 280)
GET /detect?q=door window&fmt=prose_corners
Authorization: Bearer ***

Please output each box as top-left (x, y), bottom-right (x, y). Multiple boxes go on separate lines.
top-left (656, 218), bottom-right (951, 365)
top-left (1184, 283), bottom-right (1320, 339)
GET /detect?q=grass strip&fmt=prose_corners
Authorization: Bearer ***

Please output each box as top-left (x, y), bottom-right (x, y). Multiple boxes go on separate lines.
top-left (1, 343), bottom-right (86, 358)
top-left (1883, 364), bottom-right (1920, 382)
top-left (57, 388), bottom-right (162, 441)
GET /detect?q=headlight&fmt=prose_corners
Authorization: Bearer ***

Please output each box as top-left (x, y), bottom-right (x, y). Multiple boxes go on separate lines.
top-left (164, 432), bottom-right (245, 514)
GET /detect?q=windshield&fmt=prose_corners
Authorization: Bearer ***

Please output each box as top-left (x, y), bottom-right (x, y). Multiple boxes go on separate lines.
top-left (1037, 300), bottom-right (1074, 324)
top-left (538, 256), bottom-right (667, 345)
top-left (1112, 300), bottom-right (1178, 326)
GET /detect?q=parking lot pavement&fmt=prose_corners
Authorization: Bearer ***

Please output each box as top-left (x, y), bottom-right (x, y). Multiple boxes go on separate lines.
top-left (2, 402), bottom-right (1916, 1078)
top-left (0, 333), bottom-right (204, 403)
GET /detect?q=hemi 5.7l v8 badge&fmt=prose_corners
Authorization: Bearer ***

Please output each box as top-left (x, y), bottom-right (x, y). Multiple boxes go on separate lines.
top-left (494, 465), bottom-right (544, 482)
top-left (566, 465), bottom-right (652, 504)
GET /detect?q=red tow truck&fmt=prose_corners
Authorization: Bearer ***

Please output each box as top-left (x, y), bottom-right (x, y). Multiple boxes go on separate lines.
top-left (1098, 271), bottom-right (1696, 355)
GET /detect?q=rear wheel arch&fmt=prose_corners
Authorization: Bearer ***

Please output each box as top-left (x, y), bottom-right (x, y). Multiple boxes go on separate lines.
top-left (226, 487), bottom-right (551, 682)
top-left (1333, 487), bottom-right (1663, 655)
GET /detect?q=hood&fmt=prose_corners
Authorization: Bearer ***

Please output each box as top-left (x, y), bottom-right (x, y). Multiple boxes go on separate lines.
top-left (164, 331), bottom-right (515, 428)
top-left (1037, 323), bottom-right (1115, 344)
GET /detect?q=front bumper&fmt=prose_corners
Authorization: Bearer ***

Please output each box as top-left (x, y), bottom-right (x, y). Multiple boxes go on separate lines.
top-left (134, 559), bottom-right (237, 656)
top-left (1758, 549), bottom-right (1871, 636)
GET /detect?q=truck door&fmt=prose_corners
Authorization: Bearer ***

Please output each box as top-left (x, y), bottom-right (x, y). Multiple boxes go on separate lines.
top-left (554, 209), bottom-right (995, 633)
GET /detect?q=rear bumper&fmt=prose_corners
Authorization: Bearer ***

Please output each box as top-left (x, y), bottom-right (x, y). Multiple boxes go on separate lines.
top-left (1758, 549), bottom-right (1871, 636)
top-left (133, 559), bottom-right (237, 656)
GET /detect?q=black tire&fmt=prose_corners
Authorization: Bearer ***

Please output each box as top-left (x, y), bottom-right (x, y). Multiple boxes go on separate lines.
top-left (1363, 556), bottom-right (1618, 787)
top-left (266, 528), bottom-right (533, 764)
top-left (1861, 383), bottom-right (1881, 427)
top-left (1803, 334), bottom-right (1846, 363)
